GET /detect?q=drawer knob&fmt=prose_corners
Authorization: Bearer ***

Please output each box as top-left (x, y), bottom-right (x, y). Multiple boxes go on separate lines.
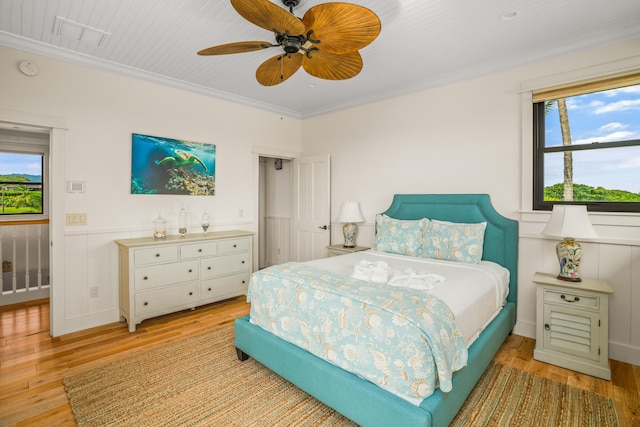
top-left (155, 253), bottom-right (160, 257)
top-left (242, 280), bottom-right (246, 284)
top-left (241, 260), bottom-right (245, 264)
top-left (208, 266), bottom-right (212, 270)
top-left (189, 269), bottom-right (193, 273)
top-left (544, 323), bottom-right (550, 330)
top-left (144, 302), bottom-right (148, 306)
top-left (189, 292), bottom-right (193, 296)
top-left (208, 287), bottom-right (212, 291)
top-left (198, 249), bottom-right (202, 252)
top-left (233, 244), bottom-right (237, 248)
top-left (560, 294), bottom-right (580, 303)
top-left (143, 276), bottom-right (148, 280)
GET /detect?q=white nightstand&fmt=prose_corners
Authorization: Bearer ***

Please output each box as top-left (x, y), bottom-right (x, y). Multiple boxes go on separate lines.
top-left (326, 244), bottom-right (369, 257)
top-left (533, 272), bottom-right (613, 380)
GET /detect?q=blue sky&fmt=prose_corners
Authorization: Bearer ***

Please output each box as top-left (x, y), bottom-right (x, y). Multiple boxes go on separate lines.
top-left (545, 84), bottom-right (640, 193)
top-left (0, 152), bottom-right (43, 176)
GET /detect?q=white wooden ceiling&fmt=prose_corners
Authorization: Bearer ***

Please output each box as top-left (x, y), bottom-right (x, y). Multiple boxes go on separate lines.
top-left (1, 0), bottom-right (639, 118)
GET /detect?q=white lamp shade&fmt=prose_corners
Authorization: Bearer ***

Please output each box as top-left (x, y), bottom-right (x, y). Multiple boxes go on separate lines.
top-left (541, 205), bottom-right (598, 239)
top-left (336, 201), bottom-right (364, 223)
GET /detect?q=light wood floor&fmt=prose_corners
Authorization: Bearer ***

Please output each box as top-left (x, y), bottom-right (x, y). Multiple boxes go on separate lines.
top-left (1, 298), bottom-right (638, 426)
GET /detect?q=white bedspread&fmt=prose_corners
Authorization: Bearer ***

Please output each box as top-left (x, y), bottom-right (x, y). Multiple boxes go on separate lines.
top-left (306, 250), bottom-right (510, 346)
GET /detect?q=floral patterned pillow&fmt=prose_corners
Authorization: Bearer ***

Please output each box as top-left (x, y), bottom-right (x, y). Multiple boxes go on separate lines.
top-left (374, 214), bottom-right (429, 257)
top-left (422, 219), bottom-right (487, 264)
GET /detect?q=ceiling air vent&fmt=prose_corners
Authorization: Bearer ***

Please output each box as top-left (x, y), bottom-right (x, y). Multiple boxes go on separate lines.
top-left (53, 16), bottom-right (110, 47)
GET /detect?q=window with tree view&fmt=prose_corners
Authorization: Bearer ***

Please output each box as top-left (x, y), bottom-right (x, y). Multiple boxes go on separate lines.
top-left (533, 76), bottom-right (640, 212)
top-left (0, 152), bottom-right (44, 215)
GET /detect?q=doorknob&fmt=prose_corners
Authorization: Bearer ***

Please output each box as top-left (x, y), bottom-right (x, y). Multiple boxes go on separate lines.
top-left (318, 225), bottom-right (329, 230)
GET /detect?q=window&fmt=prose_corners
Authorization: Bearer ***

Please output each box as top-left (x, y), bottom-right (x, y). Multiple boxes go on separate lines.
top-left (533, 73), bottom-right (640, 212)
top-left (0, 152), bottom-right (44, 215)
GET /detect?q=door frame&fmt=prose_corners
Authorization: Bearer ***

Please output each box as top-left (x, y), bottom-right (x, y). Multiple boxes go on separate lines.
top-left (0, 108), bottom-right (66, 337)
top-left (252, 146), bottom-right (300, 270)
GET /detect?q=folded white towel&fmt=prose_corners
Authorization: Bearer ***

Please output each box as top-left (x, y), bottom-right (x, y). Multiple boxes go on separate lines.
top-left (351, 260), bottom-right (391, 283)
top-left (388, 268), bottom-right (446, 291)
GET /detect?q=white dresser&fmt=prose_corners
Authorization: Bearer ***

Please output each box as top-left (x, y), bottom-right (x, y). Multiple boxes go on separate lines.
top-left (533, 272), bottom-right (613, 380)
top-left (115, 230), bottom-right (253, 332)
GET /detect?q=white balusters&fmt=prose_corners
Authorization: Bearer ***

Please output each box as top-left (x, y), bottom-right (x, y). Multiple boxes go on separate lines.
top-left (0, 222), bottom-right (50, 304)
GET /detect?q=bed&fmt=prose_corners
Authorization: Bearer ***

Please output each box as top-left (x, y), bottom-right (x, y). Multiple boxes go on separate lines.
top-left (234, 194), bottom-right (518, 427)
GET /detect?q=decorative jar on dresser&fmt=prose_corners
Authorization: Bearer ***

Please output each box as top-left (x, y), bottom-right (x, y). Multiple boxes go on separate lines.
top-left (533, 272), bottom-right (613, 380)
top-left (115, 230), bottom-right (253, 332)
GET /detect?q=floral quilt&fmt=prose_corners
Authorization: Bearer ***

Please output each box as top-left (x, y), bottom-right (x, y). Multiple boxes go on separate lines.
top-left (247, 262), bottom-right (468, 404)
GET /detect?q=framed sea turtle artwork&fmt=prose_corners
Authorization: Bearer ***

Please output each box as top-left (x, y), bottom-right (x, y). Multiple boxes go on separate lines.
top-left (131, 133), bottom-right (216, 195)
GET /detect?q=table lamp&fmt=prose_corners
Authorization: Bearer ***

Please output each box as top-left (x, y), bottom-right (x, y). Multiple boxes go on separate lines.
top-left (336, 201), bottom-right (364, 248)
top-left (541, 205), bottom-right (598, 282)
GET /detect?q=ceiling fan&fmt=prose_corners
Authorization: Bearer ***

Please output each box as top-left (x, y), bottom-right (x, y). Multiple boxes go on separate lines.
top-left (197, 0), bottom-right (381, 86)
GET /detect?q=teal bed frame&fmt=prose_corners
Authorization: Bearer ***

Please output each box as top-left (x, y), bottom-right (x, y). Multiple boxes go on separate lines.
top-left (235, 194), bottom-right (518, 427)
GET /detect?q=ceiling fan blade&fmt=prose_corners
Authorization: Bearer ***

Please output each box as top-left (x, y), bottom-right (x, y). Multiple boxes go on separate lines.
top-left (197, 41), bottom-right (272, 56)
top-left (256, 54), bottom-right (303, 86)
top-left (231, 0), bottom-right (306, 36)
top-left (302, 50), bottom-right (363, 81)
top-left (302, 3), bottom-right (381, 55)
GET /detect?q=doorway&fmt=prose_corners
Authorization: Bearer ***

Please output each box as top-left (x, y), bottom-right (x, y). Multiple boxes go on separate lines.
top-left (258, 155), bottom-right (292, 269)
top-left (255, 150), bottom-right (331, 270)
top-left (0, 125), bottom-right (51, 307)
top-left (0, 110), bottom-right (66, 337)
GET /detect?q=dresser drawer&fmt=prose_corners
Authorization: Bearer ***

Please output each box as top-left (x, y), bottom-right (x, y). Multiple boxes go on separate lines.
top-left (201, 252), bottom-right (250, 279)
top-left (134, 245), bottom-right (178, 266)
top-left (181, 241), bottom-right (217, 259)
top-left (134, 260), bottom-right (199, 290)
top-left (200, 273), bottom-right (249, 301)
top-left (218, 238), bottom-right (250, 254)
top-left (135, 282), bottom-right (199, 315)
top-left (543, 289), bottom-right (599, 310)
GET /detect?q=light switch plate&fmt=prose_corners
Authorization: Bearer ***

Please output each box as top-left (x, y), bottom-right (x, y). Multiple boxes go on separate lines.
top-left (66, 213), bottom-right (87, 226)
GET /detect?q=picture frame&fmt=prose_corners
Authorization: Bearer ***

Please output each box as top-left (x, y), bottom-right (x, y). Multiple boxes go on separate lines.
top-left (130, 133), bottom-right (216, 196)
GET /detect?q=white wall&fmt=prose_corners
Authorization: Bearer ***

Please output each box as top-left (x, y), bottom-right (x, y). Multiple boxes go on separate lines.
top-left (1, 38), bottom-right (639, 365)
top-left (0, 45), bottom-right (302, 334)
top-left (307, 38), bottom-right (640, 365)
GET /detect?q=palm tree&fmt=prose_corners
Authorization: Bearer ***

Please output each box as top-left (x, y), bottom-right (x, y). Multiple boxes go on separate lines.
top-left (545, 99), bottom-right (573, 201)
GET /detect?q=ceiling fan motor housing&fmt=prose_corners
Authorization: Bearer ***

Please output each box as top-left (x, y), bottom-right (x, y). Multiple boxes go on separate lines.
top-left (282, 0), bottom-right (301, 9)
top-left (277, 34), bottom-right (304, 54)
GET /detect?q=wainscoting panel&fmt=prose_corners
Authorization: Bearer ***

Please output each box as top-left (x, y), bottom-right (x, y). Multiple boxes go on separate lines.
top-left (264, 216), bottom-right (290, 267)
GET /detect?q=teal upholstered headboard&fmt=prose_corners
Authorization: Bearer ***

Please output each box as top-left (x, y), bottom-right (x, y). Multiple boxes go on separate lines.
top-left (381, 194), bottom-right (519, 306)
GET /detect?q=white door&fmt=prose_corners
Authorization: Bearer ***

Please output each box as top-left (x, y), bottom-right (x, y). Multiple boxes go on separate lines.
top-left (291, 155), bottom-right (330, 261)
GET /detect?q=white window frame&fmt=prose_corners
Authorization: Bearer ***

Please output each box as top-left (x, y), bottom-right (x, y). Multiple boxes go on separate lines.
top-left (0, 130), bottom-right (49, 221)
top-left (520, 58), bottom-right (640, 243)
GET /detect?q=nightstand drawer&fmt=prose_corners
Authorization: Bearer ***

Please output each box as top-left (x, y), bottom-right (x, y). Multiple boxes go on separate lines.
top-left (543, 289), bottom-right (599, 310)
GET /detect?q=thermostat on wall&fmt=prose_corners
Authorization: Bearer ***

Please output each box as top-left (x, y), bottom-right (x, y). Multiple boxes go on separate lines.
top-left (67, 180), bottom-right (86, 193)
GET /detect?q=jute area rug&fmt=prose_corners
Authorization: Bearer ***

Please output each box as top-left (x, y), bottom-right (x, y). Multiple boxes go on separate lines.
top-left (64, 323), bottom-right (619, 427)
